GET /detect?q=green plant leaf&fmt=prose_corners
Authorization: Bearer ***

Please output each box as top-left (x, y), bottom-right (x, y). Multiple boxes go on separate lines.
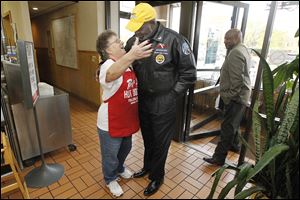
top-left (262, 60), bottom-right (275, 134)
top-left (272, 61), bottom-right (287, 75)
top-left (252, 102), bottom-right (262, 162)
top-left (206, 164), bottom-right (229, 199)
top-left (252, 49), bottom-right (275, 134)
top-left (289, 107), bottom-right (299, 139)
top-left (291, 74), bottom-right (299, 97)
top-left (273, 62), bottom-right (288, 89)
top-left (234, 186), bottom-right (266, 199)
top-left (274, 83), bottom-right (286, 118)
top-left (239, 133), bottom-right (256, 158)
top-left (218, 179), bottom-right (239, 199)
top-left (246, 144), bottom-right (289, 181)
top-left (235, 163), bottom-right (253, 195)
top-left (276, 88), bottom-right (299, 144)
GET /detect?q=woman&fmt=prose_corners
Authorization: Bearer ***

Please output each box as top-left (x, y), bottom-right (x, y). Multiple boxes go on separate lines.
top-left (95, 30), bottom-right (152, 197)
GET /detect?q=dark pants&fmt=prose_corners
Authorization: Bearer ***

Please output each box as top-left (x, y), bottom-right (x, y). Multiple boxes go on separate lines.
top-left (213, 100), bottom-right (246, 162)
top-left (139, 91), bottom-right (177, 181)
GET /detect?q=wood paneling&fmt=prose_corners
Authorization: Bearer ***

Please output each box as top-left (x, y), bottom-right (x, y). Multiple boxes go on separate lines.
top-left (2, 11), bottom-right (16, 46)
top-left (35, 48), bottom-right (102, 106)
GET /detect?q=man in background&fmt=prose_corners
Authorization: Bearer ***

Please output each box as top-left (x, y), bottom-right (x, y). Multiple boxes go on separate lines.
top-left (204, 28), bottom-right (251, 166)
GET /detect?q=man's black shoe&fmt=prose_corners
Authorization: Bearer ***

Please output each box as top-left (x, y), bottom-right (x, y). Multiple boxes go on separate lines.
top-left (132, 168), bottom-right (149, 178)
top-left (203, 157), bottom-right (224, 166)
top-left (144, 179), bottom-right (163, 196)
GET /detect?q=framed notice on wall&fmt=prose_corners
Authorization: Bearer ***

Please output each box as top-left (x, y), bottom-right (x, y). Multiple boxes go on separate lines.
top-left (52, 15), bottom-right (78, 69)
top-left (17, 40), bottom-right (39, 108)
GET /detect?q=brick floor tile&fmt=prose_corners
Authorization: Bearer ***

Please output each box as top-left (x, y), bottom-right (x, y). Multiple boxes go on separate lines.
top-left (185, 176), bottom-right (203, 189)
top-left (65, 165), bottom-right (83, 177)
top-left (169, 158), bottom-right (184, 167)
top-left (79, 184), bottom-right (102, 198)
top-left (81, 174), bottom-right (97, 186)
top-left (126, 179), bottom-right (144, 193)
top-left (67, 169), bottom-right (88, 180)
top-left (69, 193), bottom-right (83, 199)
top-left (172, 172), bottom-right (188, 183)
top-left (71, 178), bottom-right (88, 192)
top-left (39, 192), bottom-right (54, 199)
top-left (51, 182), bottom-right (73, 197)
top-left (190, 168), bottom-right (204, 180)
top-left (179, 181), bottom-right (199, 194)
top-left (29, 187), bottom-right (49, 199)
top-left (55, 188), bottom-right (78, 199)
top-left (147, 190), bottom-right (166, 199)
top-left (66, 158), bottom-right (80, 168)
top-left (195, 185), bottom-right (211, 199)
top-left (132, 194), bottom-right (144, 199)
top-left (163, 177), bottom-right (177, 189)
top-left (133, 177), bottom-right (149, 188)
top-left (198, 172), bottom-right (212, 184)
top-left (48, 182), bottom-right (60, 191)
top-left (168, 185), bottom-right (185, 199)
top-left (81, 161), bottom-right (96, 173)
top-left (178, 190), bottom-right (194, 199)
top-left (85, 188), bottom-right (107, 199)
top-left (166, 168), bottom-right (181, 179)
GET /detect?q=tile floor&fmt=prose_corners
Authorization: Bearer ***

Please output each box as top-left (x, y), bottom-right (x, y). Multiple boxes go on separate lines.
top-left (2, 96), bottom-right (253, 199)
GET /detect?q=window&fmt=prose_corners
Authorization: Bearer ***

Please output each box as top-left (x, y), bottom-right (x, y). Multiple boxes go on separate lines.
top-left (120, 1), bottom-right (135, 12)
top-left (169, 3), bottom-right (181, 33)
top-left (196, 2), bottom-right (234, 83)
top-left (119, 1), bottom-right (135, 45)
top-left (267, 1), bottom-right (299, 69)
top-left (242, 1), bottom-right (270, 87)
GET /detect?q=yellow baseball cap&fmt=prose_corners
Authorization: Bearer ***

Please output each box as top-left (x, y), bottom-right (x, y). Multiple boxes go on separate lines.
top-left (126, 3), bottom-right (156, 32)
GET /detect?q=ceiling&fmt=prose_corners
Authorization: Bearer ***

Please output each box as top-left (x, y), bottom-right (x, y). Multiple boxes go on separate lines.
top-left (28, 1), bottom-right (77, 18)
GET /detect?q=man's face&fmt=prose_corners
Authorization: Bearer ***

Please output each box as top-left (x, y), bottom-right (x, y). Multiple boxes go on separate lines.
top-left (224, 34), bottom-right (237, 50)
top-left (135, 22), bottom-right (153, 41)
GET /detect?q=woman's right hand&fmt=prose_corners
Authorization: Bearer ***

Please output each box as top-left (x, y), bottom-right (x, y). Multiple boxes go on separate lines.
top-left (128, 37), bottom-right (153, 60)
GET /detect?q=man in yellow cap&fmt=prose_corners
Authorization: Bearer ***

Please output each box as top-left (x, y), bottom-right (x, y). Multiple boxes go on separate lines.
top-left (125, 3), bottom-right (196, 196)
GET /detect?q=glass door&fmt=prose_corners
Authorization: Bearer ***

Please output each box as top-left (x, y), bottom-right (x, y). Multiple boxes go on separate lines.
top-left (184, 1), bottom-right (249, 141)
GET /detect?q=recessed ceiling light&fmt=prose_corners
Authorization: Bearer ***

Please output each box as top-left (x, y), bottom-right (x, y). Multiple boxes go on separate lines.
top-left (32, 7), bottom-right (38, 11)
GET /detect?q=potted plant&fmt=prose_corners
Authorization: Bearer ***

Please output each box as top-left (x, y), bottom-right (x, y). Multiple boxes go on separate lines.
top-left (207, 30), bottom-right (299, 199)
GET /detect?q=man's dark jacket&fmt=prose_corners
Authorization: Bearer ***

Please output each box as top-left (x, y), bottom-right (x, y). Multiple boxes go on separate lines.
top-left (125, 22), bottom-right (196, 97)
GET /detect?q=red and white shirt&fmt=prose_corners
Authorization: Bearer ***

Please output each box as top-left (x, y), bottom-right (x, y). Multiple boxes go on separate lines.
top-left (97, 59), bottom-right (139, 137)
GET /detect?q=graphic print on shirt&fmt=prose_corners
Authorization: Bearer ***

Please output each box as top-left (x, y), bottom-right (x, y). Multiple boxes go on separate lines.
top-left (124, 78), bottom-right (138, 104)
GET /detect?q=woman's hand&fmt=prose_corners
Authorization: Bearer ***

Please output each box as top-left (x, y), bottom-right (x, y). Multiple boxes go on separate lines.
top-left (128, 37), bottom-right (153, 60)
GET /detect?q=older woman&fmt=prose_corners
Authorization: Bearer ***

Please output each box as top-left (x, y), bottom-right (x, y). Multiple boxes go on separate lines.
top-left (95, 30), bottom-right (152, 197)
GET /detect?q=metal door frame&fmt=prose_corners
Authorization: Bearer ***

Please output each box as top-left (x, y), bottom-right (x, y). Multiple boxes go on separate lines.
top-left (183, 1), bottom-right (249, 142)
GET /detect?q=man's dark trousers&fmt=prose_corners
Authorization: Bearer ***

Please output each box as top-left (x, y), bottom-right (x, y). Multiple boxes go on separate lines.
top-left (138, 91), bottom-right (176, 181)
top-left (213, 100), bottom-right (246, 162)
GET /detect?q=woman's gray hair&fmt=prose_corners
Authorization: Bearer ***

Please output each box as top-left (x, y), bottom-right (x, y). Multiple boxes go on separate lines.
top-left (96, 30), bottom-right (117, 62)
top-left (95, 30), bottom-right (117, 81)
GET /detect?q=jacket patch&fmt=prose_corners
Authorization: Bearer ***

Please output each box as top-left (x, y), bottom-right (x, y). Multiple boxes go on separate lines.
top-left (155, 54), bottom-right (165, 64)
top-left (156, 43), bottom-right (168, 49)
top-left (182, 42), bottom-right (191, 55)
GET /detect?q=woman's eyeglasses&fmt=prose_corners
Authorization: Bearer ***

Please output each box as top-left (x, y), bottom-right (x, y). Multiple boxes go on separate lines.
top-left (107, 38), bottom-right (122, 47)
